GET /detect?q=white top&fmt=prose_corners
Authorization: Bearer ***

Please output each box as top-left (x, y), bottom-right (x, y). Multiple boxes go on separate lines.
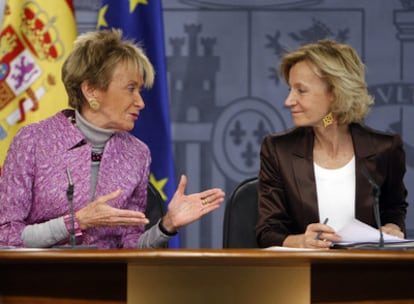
top-left (314, 156), bottom-right (355, 232)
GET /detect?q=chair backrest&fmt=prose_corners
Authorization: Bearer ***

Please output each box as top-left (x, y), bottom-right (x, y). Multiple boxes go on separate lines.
top-left (145, 182), bottom-right (166, 231)
top-left (222, 177), bottom-right (259, 248)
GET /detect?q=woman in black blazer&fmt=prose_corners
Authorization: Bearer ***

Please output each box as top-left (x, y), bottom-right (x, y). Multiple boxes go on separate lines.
top-left (256, 40), bottom-right (408, 249)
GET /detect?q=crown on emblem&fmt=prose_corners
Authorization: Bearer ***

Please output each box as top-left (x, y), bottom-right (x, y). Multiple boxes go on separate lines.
top-left (19, 1), bottom-right (64, 61)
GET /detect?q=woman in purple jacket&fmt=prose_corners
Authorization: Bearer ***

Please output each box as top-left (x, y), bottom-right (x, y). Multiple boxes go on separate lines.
top-left (0, 29), bottom-right (224, 249)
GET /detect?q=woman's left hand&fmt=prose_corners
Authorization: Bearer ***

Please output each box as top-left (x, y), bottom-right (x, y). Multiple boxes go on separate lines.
top-left (382, 223), bottom-right (404, 239)
top-left (160, 175), bottom-right (225, 234)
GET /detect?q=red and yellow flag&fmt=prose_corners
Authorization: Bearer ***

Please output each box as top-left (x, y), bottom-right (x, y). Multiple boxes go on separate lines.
top-left (0, 0), bottom-right (77, 174)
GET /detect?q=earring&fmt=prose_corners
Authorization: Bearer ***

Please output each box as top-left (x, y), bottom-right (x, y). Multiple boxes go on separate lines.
top-left (89, 99), bottom-right (100, 111)
top-left (322, 112), bottom-right (334, 128)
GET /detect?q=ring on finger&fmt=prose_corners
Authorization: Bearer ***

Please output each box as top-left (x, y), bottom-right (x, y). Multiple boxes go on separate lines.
top-left (201, 198), bottom-right (209, 206)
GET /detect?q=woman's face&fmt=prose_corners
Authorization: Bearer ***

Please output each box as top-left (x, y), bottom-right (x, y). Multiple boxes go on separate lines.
top-left (284, 60), bottom-right (334, 128)
top-left (88, 62), bottom-right (145, 131)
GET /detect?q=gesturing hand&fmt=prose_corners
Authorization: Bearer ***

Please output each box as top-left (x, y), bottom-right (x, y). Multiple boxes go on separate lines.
top-left (161, 175), bottom-right (225, 233)
top-left (75, 189), bottom-right (149, 230)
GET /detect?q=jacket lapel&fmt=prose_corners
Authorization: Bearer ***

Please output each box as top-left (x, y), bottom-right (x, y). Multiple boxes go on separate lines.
top-left (351, 124), bottom-right (378, 223)
top-left (291, 128), bottom-right (320, 225)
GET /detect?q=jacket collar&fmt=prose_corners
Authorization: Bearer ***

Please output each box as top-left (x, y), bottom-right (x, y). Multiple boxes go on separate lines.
top-left (291, 123), bottom-right (377, 159)
top-left (290, 123), bottom-right (378, 224)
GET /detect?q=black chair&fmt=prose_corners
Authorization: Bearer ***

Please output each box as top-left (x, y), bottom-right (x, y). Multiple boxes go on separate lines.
top-left (145, 182), bottom-right (166, 231)
top-left (222, 177), bottom-right (259, 248)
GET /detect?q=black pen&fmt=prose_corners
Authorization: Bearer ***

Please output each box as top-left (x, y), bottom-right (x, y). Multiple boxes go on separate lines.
top-left (315, 218), bottom-right (329, 240)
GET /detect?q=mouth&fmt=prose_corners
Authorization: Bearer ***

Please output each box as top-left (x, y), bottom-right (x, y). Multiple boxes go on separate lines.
top-left (130, 113), bottom-right (139, 120)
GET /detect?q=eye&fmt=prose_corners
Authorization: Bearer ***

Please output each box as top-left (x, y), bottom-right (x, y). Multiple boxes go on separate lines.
top-left (127, 85), bottom-right (136, 93)
top-left (295, 86), bottom-right (307, 94)
top-left (288, 85), bottom-right (306, 94)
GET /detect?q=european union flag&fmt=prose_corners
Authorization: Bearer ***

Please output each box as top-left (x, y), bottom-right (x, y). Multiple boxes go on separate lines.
top-left (97, 0), bottom-right (178, 247)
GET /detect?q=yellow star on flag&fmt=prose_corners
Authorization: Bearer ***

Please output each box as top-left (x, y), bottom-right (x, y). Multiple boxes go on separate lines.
top-left (149, 174), bottom-right (168, 201)
top-left (130, 0), bottom-right (148, 13)
top-left (97, 4), bottom-right (109, 28)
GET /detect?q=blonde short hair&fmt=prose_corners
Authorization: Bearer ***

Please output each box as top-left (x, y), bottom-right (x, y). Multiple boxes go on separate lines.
top-left (62, 29), bottom-right (154, 110)
top-left (280, 40), bottom-right (374, 124)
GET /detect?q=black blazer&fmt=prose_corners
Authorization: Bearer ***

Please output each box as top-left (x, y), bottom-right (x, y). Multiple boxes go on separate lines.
top-left (256, 123), bottom-right (408, 247)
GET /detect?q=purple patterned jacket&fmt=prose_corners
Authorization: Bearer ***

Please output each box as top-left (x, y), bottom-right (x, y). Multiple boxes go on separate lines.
top-left (0, 110), bottom-right (150, 248)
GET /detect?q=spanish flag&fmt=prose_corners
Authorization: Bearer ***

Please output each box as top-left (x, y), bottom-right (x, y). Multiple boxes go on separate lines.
top-left (0, 0), bottom-right (77, 174)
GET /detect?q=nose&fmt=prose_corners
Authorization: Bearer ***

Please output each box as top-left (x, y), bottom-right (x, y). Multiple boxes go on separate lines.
top-left (284, 91), bottom-right (297, 107)
top-left (136, 93), bottom-right (145, 110)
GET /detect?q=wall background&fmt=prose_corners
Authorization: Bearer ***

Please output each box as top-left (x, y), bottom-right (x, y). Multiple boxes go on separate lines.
top-left (74, 0), bottom-right (414, 248)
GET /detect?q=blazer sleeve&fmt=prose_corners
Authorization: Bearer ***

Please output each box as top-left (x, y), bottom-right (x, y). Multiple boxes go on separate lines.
top-left (0, 127), bottom-right (36, 247)
top-left (256, 135), bottom-right (294, 247)
top-left (379, 134), bottom-right (408, 232)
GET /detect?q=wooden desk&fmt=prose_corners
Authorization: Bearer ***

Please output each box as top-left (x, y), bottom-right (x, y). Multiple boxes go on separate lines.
top-left (1, 248), bottom-right (414, 304)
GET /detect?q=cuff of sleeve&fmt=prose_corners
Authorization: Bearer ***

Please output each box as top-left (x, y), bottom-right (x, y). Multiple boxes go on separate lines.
top-left (63, 214), bottom-right (83, 238)
top-left (158, 220), bottom-right (178, 236)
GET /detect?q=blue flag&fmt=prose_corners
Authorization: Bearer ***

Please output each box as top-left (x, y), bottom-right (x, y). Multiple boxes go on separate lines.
top-left (97, 0), bottom-right (178, 247)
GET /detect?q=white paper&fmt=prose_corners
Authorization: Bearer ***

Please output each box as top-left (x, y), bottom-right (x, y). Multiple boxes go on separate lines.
top-left (335, 218), bottom-right (406, 244)
top-left (263, 219), bottom-right (414, 250)
top-left (263, 246), bottom-right (324, 251)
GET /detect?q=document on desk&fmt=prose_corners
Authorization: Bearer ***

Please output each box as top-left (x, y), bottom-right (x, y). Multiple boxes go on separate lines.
top-left (333, 218), bottom-right (414, 248)
top-left (263, 246), bottom-right (324, 251)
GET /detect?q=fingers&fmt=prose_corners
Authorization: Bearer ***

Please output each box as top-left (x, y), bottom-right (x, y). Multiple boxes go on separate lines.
top-left (175, 175), bottom-right (187, 196)
top-left (93, 189), bottom-right (148, 220)
top-left (312, 231), bottom-right (341, 249)
top-left (174, 176), bottom-right (225, 208)
top-left (382, 227), bottom-right (404, 239)
top-left (199, 190), bottom-right (225, 216)
top-left (312, 239), bottom-right (332, 249)
top-left (310, 222), bottom-right (335, 234)
top-left (101, 215), bottom-right (149, 227)
top-left (200, 202), bottom-right (221, 215)
top-left (77, 189), bottom-right (149, 229)
top-left (112, 208), bottom-right (147, 218)
top-left (199, 188), bottom-right (225, 200)
top-left (94, 189), bottom-right (122, 205)
top-left (382, 223), bottom-right (404, 239)
top-left (84, 208), bottom-right (149, 228)
top-left (199, 189), bottom-right (225, 207)
top-left (303, 234), bottom-right (333, 249)
top-left (304, 223), bottom-right (340, 249)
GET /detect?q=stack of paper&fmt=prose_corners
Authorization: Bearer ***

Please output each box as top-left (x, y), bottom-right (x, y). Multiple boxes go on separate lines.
top-left (333, 218), bottom-right (414, 249)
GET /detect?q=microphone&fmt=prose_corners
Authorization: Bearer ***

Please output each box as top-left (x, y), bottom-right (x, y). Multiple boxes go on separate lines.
top-left (66, 168), bottom-right (76, 247)
top-left (54, 168), bottom-right (97, 249)
top-left (361, 166), bottom-right (384, 248)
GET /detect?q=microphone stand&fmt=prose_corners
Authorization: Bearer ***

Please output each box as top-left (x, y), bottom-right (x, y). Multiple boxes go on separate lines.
top-left (362, 167), bottom-right (384, 249)
top-left (352, 167), bottom-right (414, 251)
top-left (371, 183), bottom-right (384, 248)
top-left (54, 169), bottom-right (97, 249)
top-left (66, 168), bottom-right (76, 247)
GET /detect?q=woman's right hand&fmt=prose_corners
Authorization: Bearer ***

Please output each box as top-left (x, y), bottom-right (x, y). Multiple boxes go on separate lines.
top-left (283, 222), bottom-right (341, 249)
top-left (75, 189), bottom-right (149, 230)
